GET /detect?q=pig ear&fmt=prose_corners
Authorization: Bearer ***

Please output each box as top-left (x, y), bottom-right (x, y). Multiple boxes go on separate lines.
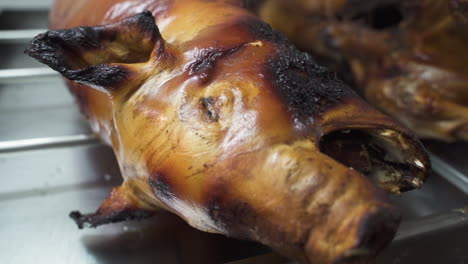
top-left (25, 11), bottom-right (165, 94)
top-left (69, 181), bottom-right (158, 228)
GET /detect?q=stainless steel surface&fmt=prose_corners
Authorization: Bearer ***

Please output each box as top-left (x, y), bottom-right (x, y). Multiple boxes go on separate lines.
top-left (0, 29), bottom-right (47, 43)
top-left (0, 6), bottom-right (467, 264)
top-left (0, 134), bottom-right (97, 153)
top-left (0, 68), bottom-right (57, 81)
top-left (0, 0), bottom-right (52, 10)
top-left (0, 42), bottom-right (46, 68)
top-left (425, 140), bottom-right (468, 176)
top-left (394, 207), bottom-right (468, 242)
top-left (430, 153), bottom-right (468, 195)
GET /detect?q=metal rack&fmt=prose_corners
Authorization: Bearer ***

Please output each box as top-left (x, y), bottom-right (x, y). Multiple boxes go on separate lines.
top-left (0, 5), bottom-right (467, 264)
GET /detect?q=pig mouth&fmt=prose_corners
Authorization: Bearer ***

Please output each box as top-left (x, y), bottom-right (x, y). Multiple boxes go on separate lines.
top-left (319, 128), bottom-right (429, 193)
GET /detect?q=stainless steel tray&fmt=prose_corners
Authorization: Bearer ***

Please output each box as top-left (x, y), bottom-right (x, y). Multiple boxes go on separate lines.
top-left (1, 7), bottom-right (467, 264)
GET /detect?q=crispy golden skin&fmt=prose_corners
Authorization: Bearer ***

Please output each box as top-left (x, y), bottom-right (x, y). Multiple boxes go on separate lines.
top-left (26, 1), bottom-right (429, 263)
top-left (261, 0), bottom-right (468, 141)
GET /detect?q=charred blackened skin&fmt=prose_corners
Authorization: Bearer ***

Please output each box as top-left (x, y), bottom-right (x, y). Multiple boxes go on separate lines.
top-left (336, 208), bottom-right (401, 262)
top-left (69, 209), bottom-right (154, 229)
top-left (356, 209), bottom-right (400, 251)
top-left (267, 47), bottom-right (354, 123)
top-left (149, 172), bottom-right (176, 201)
top-left (207, 189), bottom-right (309, 253)
top-left (207, 197), bottom-right (257, 238)
top-left (24, 10), bottom-right (159, 90)
top-left (243, 18), bottom-right (291, 46)
top-left (188, 45), bottom-right (245, 83)
top-left (131, 10), bottom-right (162, 38)
top-left (25, 30), bottom-right (129, 88)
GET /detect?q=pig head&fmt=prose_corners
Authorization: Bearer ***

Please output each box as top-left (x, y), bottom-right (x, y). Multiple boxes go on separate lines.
top-left (26, 4), bottom-right (429, 264)
top-left (261, 0), bottom-right (468, 141)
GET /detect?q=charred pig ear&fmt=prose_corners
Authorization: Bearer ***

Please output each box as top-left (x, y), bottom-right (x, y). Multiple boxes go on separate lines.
top-left (25, 11), bottom-right (166, 94)
top-left (70, 180), bottom-right (159, 228)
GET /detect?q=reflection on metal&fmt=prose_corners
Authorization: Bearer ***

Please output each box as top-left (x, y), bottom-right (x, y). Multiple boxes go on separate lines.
top-left (0, 68), bottom-right (58, 82)
top-left (0, 29), bottom-right (46, 43)
top-left (0, 0), bottom-right (52, 10)
top-left (0, 134), bottom-right (98, 153)
top-left (430, 152), bottom-right (468, 195)
top-left (395, 207), bottom-right (468, 241)
top-left (226, 253), bottom-right (291, 264)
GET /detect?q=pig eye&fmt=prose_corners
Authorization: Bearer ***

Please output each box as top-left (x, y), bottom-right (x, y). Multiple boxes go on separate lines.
top-left (200, 97), bottom-right (219, 122)
top-left (351, 4), bottom-right (403, 30)
top-left (369, 4), bottom-right (403, 29)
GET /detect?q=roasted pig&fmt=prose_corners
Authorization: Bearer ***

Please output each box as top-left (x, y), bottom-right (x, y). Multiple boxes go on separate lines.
top-left (25, 0), bottom-right (430, 263)
top-left (260, 0), bottom-right (468, 141)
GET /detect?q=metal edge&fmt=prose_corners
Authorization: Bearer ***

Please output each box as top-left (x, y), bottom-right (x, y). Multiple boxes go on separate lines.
top-left (0, 29), bottom-right (47, 43)
top-left (0, 134), bottom-right (99, 153)
top-left (429, 152), bottom-right (468, 195)
top-left (0, 68), bottom-right (58, 82)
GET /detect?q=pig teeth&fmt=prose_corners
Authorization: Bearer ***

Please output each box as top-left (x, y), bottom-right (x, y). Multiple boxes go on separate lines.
top-left (413, 159), bottom-right (425, 169)
top-left (410, 178), bottom-right (423, 188)
top-left (379, 130), bottom-right (395, 137)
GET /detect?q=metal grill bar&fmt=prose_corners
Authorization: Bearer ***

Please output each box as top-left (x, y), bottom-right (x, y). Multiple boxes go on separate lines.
top-left (0, 1), bottom-right (52, 10)
top-left (0, 29), bottom-right (47, 43)
top-left (0, 68), bottom-right (58, 82)
top-left (0, 134), bottom-right (98, 153)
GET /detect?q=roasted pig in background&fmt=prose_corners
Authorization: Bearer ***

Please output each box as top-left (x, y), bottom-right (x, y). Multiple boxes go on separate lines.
top-left (25, 0), bottom-right (429, 263)
top-left (260, 0), bottom-right (468, 142)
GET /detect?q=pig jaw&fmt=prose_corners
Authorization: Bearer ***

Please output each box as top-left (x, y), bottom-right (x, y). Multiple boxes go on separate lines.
top-left (194, 140), bottom-right (400, 264)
